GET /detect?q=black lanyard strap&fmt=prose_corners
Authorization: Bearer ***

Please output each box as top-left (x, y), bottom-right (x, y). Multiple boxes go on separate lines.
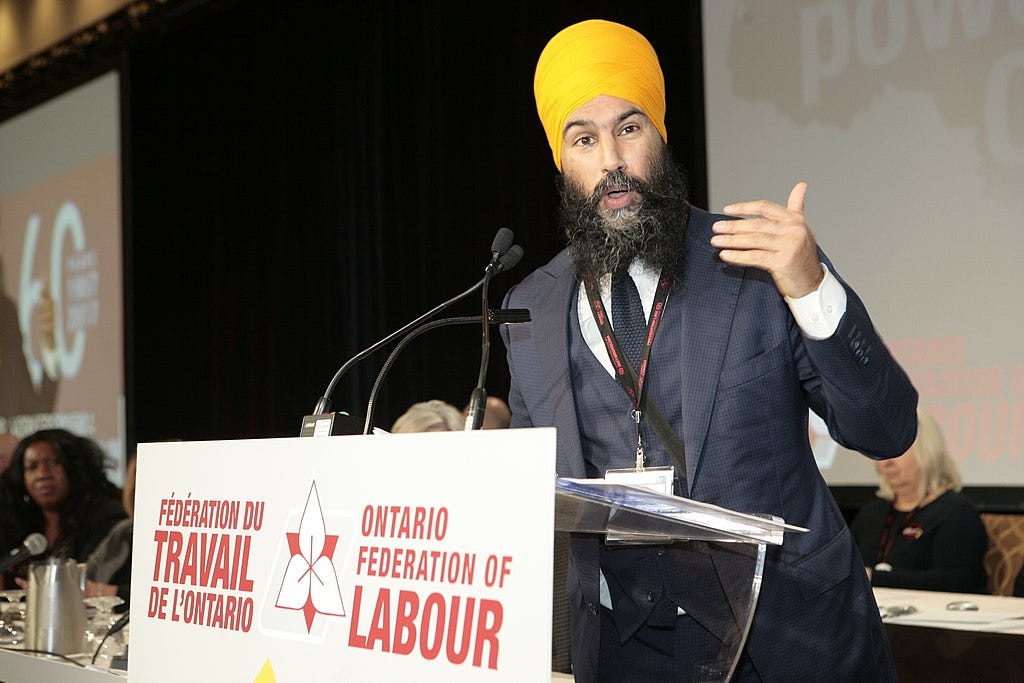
top-left (876, 504), bottom-right (920, 564)
top-left (582, 271), bottom-right (686, 489)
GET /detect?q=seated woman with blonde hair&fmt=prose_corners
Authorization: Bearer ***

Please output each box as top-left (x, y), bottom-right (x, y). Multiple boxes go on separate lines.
top-left (391, 400), bottom-right (464, 433)
top-left (850, 410), bottom-right (988, 593)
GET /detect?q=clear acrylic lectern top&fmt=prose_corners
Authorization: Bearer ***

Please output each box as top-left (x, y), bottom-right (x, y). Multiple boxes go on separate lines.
top-left (554, 478), bottom-right (806, 682)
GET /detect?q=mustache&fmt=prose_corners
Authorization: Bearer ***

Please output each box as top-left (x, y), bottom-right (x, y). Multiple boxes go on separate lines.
top-left (575, 169), bottom-right (647, 206)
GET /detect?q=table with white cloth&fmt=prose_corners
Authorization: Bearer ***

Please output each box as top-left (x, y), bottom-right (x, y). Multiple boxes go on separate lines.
top-left (0, 647), bottom-right (125, 683)
top-left (874, 587), bottom-right (1024, 681)
top-left (0, 648), bottom-right (577, 682)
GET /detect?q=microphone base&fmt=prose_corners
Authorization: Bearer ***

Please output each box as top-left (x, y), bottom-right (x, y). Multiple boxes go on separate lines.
top-left (299, 413), bottom-right (366, 437)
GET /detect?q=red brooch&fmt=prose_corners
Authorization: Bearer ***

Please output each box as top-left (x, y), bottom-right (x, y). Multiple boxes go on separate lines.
top-left (902, 523), bottom-right (924, 540)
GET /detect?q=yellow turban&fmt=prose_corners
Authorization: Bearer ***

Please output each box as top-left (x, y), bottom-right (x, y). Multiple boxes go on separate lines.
top-left (534, 19), bottom-right (667, 171)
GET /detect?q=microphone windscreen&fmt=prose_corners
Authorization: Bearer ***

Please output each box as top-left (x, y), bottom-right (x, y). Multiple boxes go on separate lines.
top-left (497, 244), bottom-right (524, 272)
top-left (490, 228), bottom-right (515, 257)
top-left (24, 532), bottom-right (47, 555)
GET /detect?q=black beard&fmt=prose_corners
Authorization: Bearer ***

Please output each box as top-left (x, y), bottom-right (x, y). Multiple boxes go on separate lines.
top-left (558, 145), bottom-right (690, 281)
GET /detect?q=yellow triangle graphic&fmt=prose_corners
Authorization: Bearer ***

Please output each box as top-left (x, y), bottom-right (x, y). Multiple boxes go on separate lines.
top-left (253, 659), bottom-right (276, 683)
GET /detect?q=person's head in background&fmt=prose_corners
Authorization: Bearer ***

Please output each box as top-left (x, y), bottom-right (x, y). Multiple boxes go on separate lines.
top-left (391, 400), bottom-right (464, 433)
top-left (460, 396), bottom-right (512, 430)
top-left (481, 396), bottom-right (512, 430)
top-left (0, 432), bottom-right (18, 474)
top-left (875, 409), bottom-right (961, 507)
top-left (3, 428), bottom-right (118, 511)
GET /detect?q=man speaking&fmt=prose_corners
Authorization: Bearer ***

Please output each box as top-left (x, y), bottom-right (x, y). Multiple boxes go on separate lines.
top-left (501, 19), bottom-right (917, 681)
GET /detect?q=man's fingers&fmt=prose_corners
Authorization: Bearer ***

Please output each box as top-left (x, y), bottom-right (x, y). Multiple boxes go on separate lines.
top-left (712, 217), bottom-right (783, 236)
top-left (721, 198), bottom-right (787, 219)
top-left (712, 220), bottom-right (782, 241)
top-left (787, 181), bottom-right (807, 214)
top-left (722, 199), bottom-right (792, 221)
top-left (717, 248), bottom-right (771, 270)
top-left (722, 182), bottom-right (809, 219)
top-left (711, 230), bottom-right (780, 252)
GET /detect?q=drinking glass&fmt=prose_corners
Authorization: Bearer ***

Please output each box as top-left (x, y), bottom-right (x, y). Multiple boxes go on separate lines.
top-left (0, 589), bottom-right (26, 646)
top-left (82, 595), bottom-right (125, 666)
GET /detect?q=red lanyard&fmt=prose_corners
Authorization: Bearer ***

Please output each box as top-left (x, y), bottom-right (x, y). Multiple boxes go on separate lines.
top-left (875, 504), bottom-right (919, 564)
top-left (582, 271), bottom-right (672, 468)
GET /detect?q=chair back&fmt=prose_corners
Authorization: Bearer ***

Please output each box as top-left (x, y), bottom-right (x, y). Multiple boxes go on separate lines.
top-left (980, 512), bottom-right (1024, 596)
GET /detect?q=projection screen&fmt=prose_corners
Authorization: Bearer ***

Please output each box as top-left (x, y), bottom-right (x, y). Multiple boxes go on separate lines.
top-left (702, 1), bottom-right (1023, 485)
top-left (0, 71), bottom-right (124, 476)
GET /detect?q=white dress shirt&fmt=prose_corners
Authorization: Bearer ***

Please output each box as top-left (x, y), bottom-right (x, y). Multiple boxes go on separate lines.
top-left (578, 261), bottom-right (848, 375)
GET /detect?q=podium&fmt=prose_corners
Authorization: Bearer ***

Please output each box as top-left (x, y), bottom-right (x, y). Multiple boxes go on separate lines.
top-left (554, 478), bottom-right (805, 682)
top-left (129, 430), bottom-right (559, 682)
top-left (125, 430), bottom-right (803, 682)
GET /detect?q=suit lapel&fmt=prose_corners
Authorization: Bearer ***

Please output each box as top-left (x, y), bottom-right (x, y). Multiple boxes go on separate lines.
top-left (533, 254), bottom-right (588, 479)
top-left (678, 209), bottom-right (742, 491)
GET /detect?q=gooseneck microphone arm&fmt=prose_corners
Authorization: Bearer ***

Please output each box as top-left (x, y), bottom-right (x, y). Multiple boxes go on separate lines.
top-left (309, 228), bottom-right (516, 417)
top-left (363, 316), bottom-right (480, 435)
top-left (311, 280), bottom-right (482, 416)
top-left (465, 244), bottom-right (524, 430)
top-left (466, 271), bottom-right (495, 430)
top-left (362, 307), bottom-right (532, 435)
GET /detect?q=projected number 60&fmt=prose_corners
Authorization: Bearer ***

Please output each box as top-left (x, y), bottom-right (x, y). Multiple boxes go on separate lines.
top-left (19, 201), bottom-right (88, 385)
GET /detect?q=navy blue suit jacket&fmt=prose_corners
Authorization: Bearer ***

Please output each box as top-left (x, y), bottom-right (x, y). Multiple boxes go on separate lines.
top-left (501, 207), bottom-right (918, 681)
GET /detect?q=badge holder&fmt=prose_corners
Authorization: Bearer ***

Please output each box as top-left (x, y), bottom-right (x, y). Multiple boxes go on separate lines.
top-left (603, 466), bottom-right (674, 544)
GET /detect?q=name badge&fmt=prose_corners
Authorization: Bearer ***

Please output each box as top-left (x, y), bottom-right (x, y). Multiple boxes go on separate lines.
top-left (604, 466), bottom-right (674, 495)
top-left (603, 466), bottom-right (674, 544)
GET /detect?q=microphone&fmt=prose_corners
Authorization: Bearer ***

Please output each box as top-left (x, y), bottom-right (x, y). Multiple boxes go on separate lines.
top-left (0, 532), bottom-right (47, 573)
top-left (486, 227), bottom-right (515, 272)
top-left (465, 243), bottom-right (524, 430)
top-left (300, 229), bottom-right (518, 437)
top-left (493, 244), bottom-right (523, 275)
top-left (361, 307), bottom-right (531, 434)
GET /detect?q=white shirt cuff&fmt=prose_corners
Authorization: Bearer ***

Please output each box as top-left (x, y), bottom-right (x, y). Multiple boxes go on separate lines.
top-left (784, 263), bottom-right (847, 340)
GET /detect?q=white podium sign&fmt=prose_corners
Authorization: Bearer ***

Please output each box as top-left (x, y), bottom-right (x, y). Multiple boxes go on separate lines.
top-left (129, 428), bottom-right (556, 682)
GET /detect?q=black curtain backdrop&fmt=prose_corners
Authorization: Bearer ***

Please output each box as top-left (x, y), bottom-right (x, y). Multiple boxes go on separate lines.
top-left (125, 0), bottom-right (707, 446)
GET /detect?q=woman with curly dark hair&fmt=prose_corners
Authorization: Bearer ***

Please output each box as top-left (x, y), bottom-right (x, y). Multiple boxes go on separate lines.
top-left (0, 429), bottom-right (126, 587)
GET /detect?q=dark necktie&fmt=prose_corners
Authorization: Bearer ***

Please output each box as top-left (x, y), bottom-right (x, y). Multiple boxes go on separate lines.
top-left (611, 273), bottom-right (646, 371)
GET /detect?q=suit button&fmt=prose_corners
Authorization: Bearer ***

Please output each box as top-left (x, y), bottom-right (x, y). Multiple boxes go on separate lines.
top-left (861, 355), bottom-right (870, 365)
top-left (646, 592), bottom-right (655, 602)
top-left (656, 549), bottom-right (665, 556)
top-left (851, 339), bottom-right (861, 350)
